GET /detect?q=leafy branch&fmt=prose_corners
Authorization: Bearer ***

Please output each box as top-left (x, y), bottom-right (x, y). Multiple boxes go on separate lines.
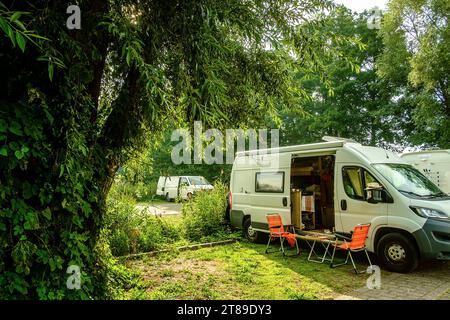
top-left (0, 1), bottom-right (65, 80)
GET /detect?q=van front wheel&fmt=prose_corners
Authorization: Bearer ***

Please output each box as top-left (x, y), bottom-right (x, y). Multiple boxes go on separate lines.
top-left (243, 218), bottom-right (267, 243)
top-left (377, 233), bottom-right (419, 273)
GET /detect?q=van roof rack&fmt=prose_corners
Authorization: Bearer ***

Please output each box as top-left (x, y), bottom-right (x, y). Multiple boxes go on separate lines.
top-left (322, 136), bottom-right (358, 143)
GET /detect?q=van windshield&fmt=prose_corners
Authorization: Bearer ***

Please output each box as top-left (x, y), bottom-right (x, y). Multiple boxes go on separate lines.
top-left (373, 163), bottom-right (447, 198)
top-left (188, 176), bottom-right (209, 186)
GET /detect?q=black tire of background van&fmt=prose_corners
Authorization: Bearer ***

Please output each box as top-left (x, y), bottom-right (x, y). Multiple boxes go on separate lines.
top-left (165, 193), bottom-right (170, 202)
top-left (376, 233), bottom-right (419, 273)
top-left (224, 204), bottom-right (231, 223)
top-left (243, 217), bottom-right (268, 243)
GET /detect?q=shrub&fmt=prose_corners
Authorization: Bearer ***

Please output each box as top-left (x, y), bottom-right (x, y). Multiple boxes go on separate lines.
top-left (181, 181), bottom-right (228, 241)
top-left (105, 193), bottom-right (181, 256)
top-left (109, 177), bottom-right (155, 203)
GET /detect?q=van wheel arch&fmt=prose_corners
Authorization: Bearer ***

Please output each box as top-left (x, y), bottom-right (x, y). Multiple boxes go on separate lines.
top-left (374, 228), bottom-right (420, 273)
top-left (374, 227), bottom-right (420, 258)
top-left (243, 216), bottom-right (267, 243)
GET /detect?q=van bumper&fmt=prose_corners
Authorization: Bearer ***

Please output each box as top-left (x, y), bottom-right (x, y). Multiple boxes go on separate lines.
top-left (413, 219), bottom-right (450, 261)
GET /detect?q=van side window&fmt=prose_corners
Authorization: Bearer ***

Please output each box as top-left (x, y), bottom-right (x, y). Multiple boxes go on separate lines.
top-left (255, 172), bottom-right (284, 193)
top-left (180, 177), bottom-right (189, 186)
top-left (342, 167), bottom-right (364, 200)
top-left (343, 167), bottom-right (387, 202)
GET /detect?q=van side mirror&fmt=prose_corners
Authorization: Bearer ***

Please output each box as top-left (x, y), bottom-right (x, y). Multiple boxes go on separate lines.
top-left (366, 186), bottom-right (394, 204)
top-left (366, 182), bottom-right (383, 191)
top-left (366, 182), bottom-right (384, 204)
top-left (367, 195), bottom-right (378, 204)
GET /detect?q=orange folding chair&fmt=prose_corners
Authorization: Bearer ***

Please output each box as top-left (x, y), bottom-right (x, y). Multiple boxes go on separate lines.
top-left (265, 214), bottom-right (300, 256)
top-left (330, 224), bottom-right (372, 274)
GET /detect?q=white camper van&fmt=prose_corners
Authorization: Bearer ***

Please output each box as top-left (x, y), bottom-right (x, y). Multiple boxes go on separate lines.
top-left (229, 139), bottom-right (450, 273)
top-left (156, 176), bottom-right (213, 201)
top-left (400, 150), bottom-right (450, 194)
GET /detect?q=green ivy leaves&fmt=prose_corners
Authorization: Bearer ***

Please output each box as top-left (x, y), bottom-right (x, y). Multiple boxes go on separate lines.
top-left (14, 146), bottom-right (29, 160)
top-left (12, 240), bottom-right (37, 276)
top-left (23, 211), bottom-right (40, 230)
top-left (8, 120), bottom-right (22, 136)
top-left (0, 119), bottom-right (31, 159)
top-left (0, 119), bottom-right (7, 132)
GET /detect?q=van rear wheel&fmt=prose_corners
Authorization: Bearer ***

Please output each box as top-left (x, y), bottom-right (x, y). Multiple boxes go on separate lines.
top-left (165, 193), bottom-right (170, 202)
top-left (243, 218), bottom-right (267, 243)
top-left (377, 233), bottom-right (419, 273)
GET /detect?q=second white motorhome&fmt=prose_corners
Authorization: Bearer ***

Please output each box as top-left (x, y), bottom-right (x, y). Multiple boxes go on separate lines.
top-left (229, 139), bottom-right (450, 273)
top-left (400, 150), bottom-right (450, 194)
top-left (156, 176), bottom-right (213, 201)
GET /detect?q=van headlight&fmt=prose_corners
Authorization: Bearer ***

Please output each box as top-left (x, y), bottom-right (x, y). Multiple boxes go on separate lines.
top-left (410, 207), bottom-right (449, 220)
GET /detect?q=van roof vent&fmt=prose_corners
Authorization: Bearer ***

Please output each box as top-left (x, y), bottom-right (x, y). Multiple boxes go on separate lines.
top-left (322, 136), bottom-right (358, 143)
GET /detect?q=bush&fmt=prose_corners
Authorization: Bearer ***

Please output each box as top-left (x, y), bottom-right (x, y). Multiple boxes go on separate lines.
top-left (181, 181), bottom-right (228, 241)
top-left (105, 180), bottom-right (231, 256)
top-left (109, 177), bottom-right (156, 203)
top-left (105, 193), bottom-right (180, 256)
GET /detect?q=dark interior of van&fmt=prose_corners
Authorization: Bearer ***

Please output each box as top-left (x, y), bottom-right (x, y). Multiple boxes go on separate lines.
top-left (290, 155), bottom-right (335, 232)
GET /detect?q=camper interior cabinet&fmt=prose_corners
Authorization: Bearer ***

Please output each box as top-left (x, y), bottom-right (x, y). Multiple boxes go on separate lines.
top-left (290, 155), bottom-right (335, 231)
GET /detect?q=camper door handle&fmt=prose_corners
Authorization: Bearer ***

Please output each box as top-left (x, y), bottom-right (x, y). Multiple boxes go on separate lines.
top-left (282, 197), bottom-right (288, 207)
top-left (341, 200), bottom-right (347, 211)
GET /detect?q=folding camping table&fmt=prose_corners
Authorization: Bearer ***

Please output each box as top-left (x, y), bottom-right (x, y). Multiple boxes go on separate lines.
top-left (298, 233), bottom-right (336, 264)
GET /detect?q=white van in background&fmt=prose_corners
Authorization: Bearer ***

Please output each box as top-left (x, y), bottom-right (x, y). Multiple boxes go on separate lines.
top-left (156, 176), bottom-right (168, 196)
top-left (229, 138), bottom-right (450, 273)
top-left (156, 176), bottom-right (213, 201)
top-left (400, 150), bottom-right (450, 194)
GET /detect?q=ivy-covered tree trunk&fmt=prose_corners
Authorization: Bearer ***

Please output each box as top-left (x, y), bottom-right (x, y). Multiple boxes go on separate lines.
top-left (0, 0), bottom-right (130, 299)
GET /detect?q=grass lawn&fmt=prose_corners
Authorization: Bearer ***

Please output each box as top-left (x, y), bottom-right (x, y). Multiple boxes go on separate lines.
top-left (122, 240), bottom-right (392, 300)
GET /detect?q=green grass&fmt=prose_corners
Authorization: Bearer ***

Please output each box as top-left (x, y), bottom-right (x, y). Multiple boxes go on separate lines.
top-left (122, 241), bottom-right (387, 300)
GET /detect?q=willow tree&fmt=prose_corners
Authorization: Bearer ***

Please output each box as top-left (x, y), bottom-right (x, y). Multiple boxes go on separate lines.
top-left (1, 0), bottom-right (338, 298)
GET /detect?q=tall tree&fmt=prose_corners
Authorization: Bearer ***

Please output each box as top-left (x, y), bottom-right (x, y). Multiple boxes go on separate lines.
top-left (0, 0), bottom-right (340, 298)
top-left (279, 7), bottom-right (413, 150)
top-left (378, 0), bottom-right (450, 148)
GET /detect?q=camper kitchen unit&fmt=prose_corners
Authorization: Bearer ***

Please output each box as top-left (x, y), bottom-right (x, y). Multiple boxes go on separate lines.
top-left (229, 139), bottom-right (450, 273)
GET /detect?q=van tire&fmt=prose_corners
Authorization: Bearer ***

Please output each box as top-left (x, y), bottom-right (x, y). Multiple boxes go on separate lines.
top-left (243, 218), bottom-right (267, 243)
top-left (376, 233), bottom-right (419, 273)
top-left (165, 193), bottom-right (170, 202)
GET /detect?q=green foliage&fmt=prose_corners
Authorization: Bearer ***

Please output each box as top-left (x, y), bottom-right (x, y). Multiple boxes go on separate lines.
top-left (0, 99), bottom-right (106, 299)
top-left (278, 7), bottom-right (414, 150)
top-left (181, 181), bottom-right (228, 241)
top-left (105, 192), bottom-right (181, 256)
top-left (378, 0), bottom-right (450, 148)
top-left (111, 176), bottom-right (156, 203)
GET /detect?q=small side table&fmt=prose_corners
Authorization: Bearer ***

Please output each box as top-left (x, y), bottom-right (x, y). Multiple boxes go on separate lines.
top-left (299, 234), bottom-right (336, 264)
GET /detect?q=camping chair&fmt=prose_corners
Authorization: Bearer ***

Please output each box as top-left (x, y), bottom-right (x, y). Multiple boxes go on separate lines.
top-left (330, 224), bottom-right (372, 274)
top-left (265, 214), bottom-right (300, 256)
